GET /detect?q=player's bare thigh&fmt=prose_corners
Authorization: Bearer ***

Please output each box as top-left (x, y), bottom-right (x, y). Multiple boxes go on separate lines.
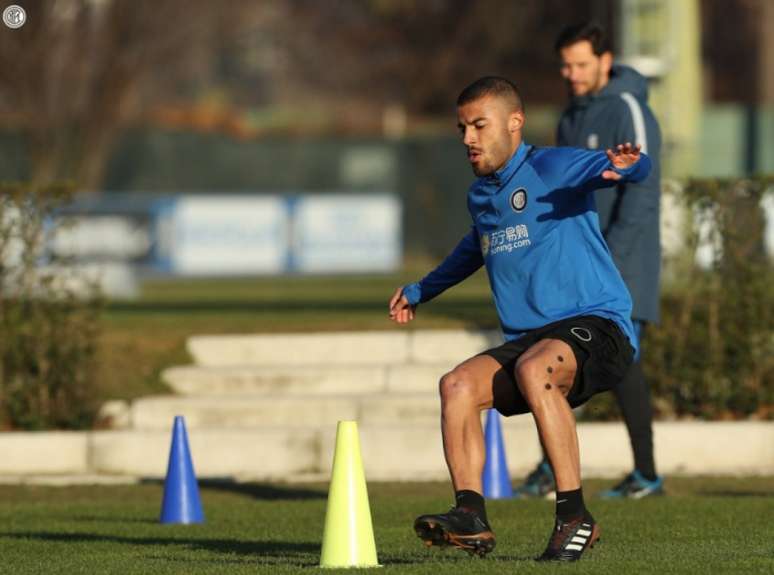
top-left (440, 354), bottom-right (516, 411)
top-left (514, 338), bottom-right (577, 396)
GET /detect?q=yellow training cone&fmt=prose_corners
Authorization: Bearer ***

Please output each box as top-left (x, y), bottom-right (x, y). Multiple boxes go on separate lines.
top-left (320, 421), bottom-right (380, 568)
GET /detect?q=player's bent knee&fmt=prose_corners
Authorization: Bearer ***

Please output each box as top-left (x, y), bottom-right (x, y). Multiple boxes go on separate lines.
top-left (513, 357), bottom-right (546, 395)
top-left (515, 353), bottom-right (575, 405)
top-left (439, 367), bottom-right (477, 404)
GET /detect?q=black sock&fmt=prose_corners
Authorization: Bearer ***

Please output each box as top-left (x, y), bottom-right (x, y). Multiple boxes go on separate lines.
top-left (555, 488), bottom-right (585, 521)
top-left (455, 490), bottom-right (487, 523)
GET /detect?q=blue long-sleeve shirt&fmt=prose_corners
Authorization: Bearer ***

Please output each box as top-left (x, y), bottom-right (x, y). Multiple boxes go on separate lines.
top-left (403, 142), bottom-right (651, 353)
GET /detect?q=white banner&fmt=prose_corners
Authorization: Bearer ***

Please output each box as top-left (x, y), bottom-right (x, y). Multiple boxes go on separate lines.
top-left (159, 196), bottom-right (289, 275)
top-left (292, 194), bottom-right (401, 273)
top-left (51, 215), bottom-right (152, 260)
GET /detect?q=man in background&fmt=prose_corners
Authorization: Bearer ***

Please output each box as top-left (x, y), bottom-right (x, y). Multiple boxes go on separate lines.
top-left (515, 21), bottom-right (664, 499)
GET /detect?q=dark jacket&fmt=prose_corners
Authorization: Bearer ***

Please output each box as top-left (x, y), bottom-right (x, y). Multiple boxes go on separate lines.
top-left (557, 64), bottom-right (661, 323)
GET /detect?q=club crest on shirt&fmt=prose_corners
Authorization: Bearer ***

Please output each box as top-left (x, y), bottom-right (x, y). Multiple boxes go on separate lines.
top-left (587, 133), bottom-right (599, 149)
top-left (509, 188), bottom-right (527, 213)
top-left (480, 232), bottom-right (490, 256)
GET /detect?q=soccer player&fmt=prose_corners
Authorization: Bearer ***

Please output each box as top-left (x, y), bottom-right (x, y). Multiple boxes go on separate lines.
top-left (515, 22), bottom-right (664, 500)
top-left (388, 76), bottom-right (650, 562)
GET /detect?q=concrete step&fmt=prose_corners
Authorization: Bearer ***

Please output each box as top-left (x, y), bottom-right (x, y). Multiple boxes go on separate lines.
top-left (87, 421), bottom-right (774, 481)
top-left (130, 393), bottom-right (442, 429)
top-left (91, 420), bottom-right (538, 481)
top-left (187, 329), bottom-right (502, 367)
top-left (2, 422), bottom-right (772, 481)
top-left (409, 329), bottom-right (502, 363)
top-left (0, 432), bottom-right (88, 475)
top-left (162, 364), bottom-right (453, 395)
top-left (90, 427), bottom-right (323, 480)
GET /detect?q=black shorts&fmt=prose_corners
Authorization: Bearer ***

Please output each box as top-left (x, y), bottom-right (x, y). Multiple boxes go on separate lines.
top-left (482, 315), bottom-right (634, 416)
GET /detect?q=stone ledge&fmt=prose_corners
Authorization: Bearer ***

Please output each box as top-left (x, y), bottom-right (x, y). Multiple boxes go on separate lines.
top-left (0, 432), bottom-right (89, 475)
top-left (185, 330), bottom-right (503, 368)
top-left (162, 365), bottom-right (390, 396)
top-left (187, 331), bottom-right (411, 367)
top-left (162, 364), bottom-right (454, 396)
top-left (408, 329), bottom-right (503, 363)
top-left (129, 393), bottom-right (441, 429)
top-left (0, 421), bottom-right (771, 481)
top-left (89, 429), bottom-right (321, 480)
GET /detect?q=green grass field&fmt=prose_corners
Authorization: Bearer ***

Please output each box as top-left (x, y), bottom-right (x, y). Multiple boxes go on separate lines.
top-left (1, 477), bottom-right (772, 574)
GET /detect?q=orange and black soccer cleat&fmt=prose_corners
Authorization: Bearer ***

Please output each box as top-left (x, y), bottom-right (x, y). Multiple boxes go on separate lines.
top-left (414, 507), bottom-right (495, 558)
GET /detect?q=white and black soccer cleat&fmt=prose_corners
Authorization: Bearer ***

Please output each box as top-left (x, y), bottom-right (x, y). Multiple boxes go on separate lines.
top-left (536, 514), bottom-right (600, 562)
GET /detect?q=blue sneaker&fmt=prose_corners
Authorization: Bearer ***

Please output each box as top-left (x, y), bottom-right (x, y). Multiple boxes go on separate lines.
top-left (514, 461), bottom-right (556, 498)
top-left (598, 470), bottom-right (664, 499)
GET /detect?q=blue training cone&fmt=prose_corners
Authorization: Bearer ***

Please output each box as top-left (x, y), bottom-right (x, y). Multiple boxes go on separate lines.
top-left (481, 409), bottom-right (513, 499)
top-left (160, 416), bottom-right (205, 524)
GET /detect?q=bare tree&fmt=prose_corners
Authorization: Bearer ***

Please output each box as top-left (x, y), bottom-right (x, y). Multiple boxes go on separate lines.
top-left (269, 0), bottom-right (614, 116)
top-left (0, 0), bottom-right (617, 189)
top-left (0, 0), bottom-right (221, 190)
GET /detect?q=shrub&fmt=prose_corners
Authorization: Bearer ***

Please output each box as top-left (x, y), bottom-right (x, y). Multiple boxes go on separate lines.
top-left (584, 177), bottom-right (774, 421)
top-left (0, 183), bottom-right (103, 430)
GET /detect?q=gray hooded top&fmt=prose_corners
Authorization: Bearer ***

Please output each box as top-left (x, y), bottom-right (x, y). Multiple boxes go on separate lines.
top-left (557, 64), bottom-right (662, 324)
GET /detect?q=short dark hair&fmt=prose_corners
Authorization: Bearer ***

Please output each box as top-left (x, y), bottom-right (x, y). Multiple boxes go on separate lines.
top-left (554, 21), bottom-right (611, 56)
top-left (456, 76), bottom-right (523, 112)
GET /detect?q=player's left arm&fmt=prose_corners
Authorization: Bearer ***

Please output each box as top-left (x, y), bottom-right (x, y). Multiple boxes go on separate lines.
top-left (601, 142), bottom-right (651, 182)
top-left (536, 145), bottom-right (651, 192)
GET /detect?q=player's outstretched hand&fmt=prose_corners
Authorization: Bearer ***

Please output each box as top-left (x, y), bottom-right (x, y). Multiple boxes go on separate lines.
top-left (388, 287), bottom-right (416, 324)
top-left (602, 142), bottom-right (641, 181)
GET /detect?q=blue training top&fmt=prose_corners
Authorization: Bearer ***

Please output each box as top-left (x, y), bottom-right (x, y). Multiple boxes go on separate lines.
top-left (402, 142), bottom-right (651, 354)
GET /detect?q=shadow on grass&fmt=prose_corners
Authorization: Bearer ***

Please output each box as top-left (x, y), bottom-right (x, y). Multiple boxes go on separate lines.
top-left (0, 531), bottom-right (538, 566)
top-left (0, 531), bottom-right (319, 562)
top-left (378, 551), bottom-right (537, 565)
top-left (696, 490), bottom-right (774, 498)
top-left (142, 554), bottom-right (319, 567)
top-left (71, 516), bottom-right (158, 525)
top-left (144, 551), bottom-right (537, 568)
top-left (199, 480), bottom-right (327, 501)
top-left (138, 478), bottom-right (327, 501)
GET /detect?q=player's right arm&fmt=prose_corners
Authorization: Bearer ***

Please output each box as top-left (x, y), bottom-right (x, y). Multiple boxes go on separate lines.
top-left (389, 228), bottom-right (484, 325)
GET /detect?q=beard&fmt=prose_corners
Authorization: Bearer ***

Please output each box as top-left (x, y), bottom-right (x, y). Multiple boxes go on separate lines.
top-left (471, 159), bottom-right (495, 177)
